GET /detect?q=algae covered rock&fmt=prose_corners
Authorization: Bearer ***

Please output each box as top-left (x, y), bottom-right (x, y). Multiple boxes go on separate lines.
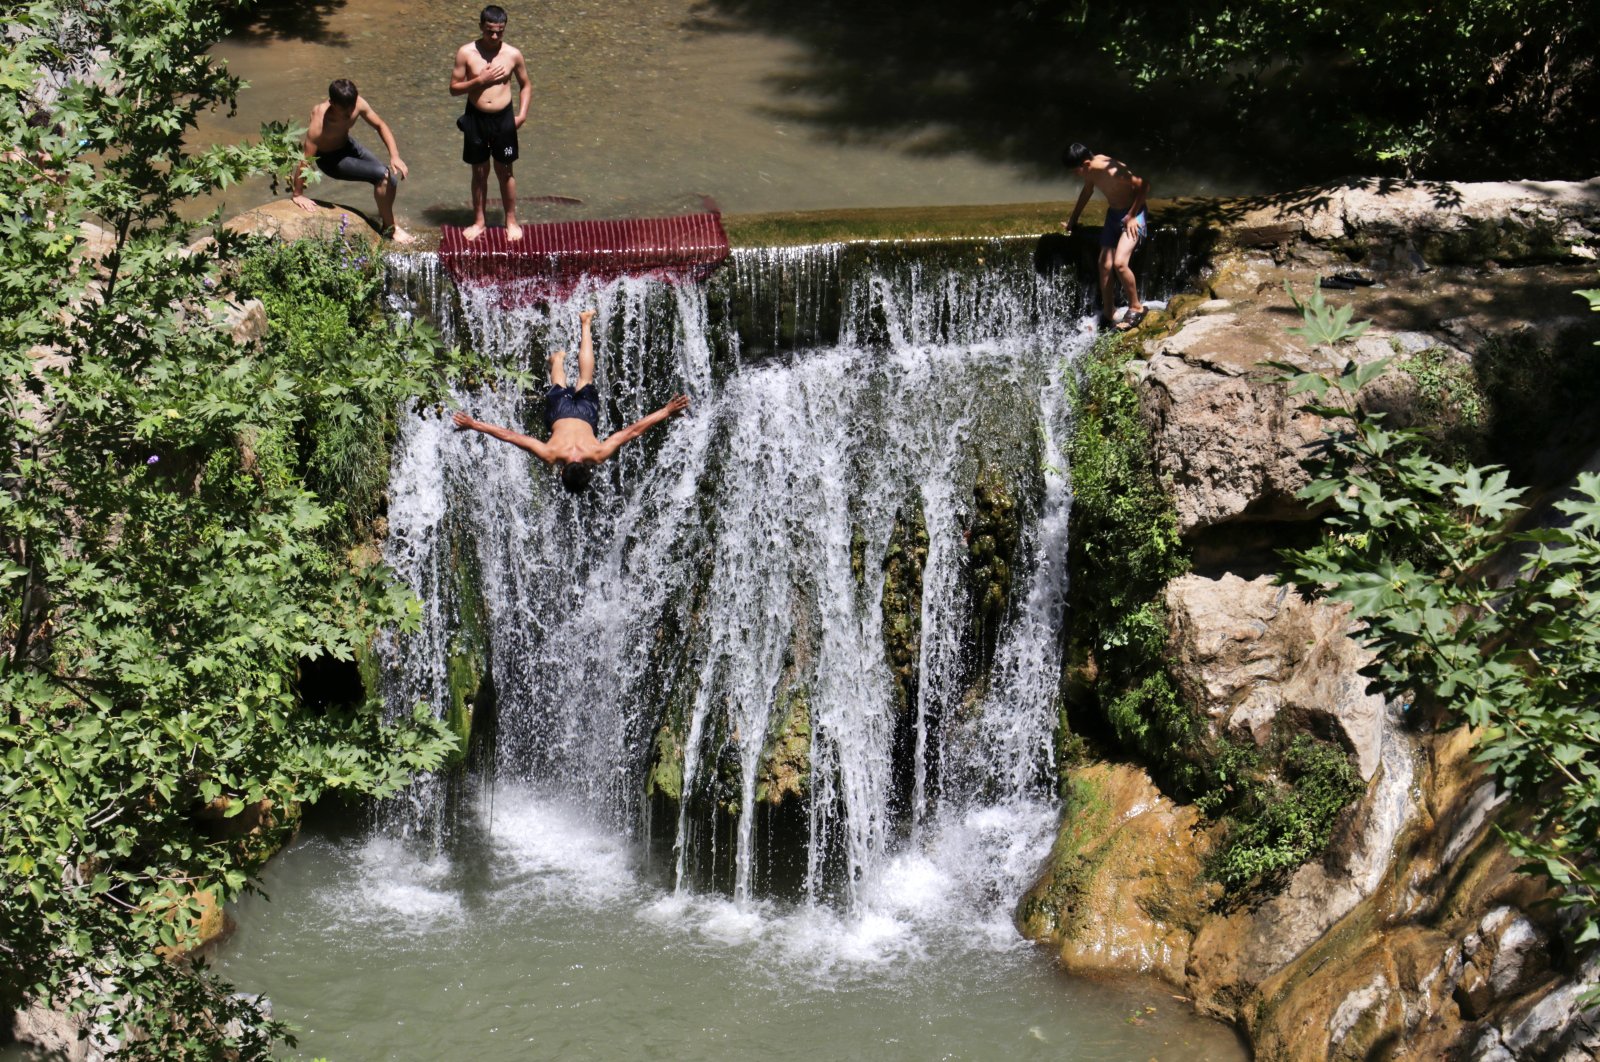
top-left (880, 504), bottom-right (928, 720)
top-left (1017, 763), bottom-right (1215, 987)
top-left (755, 684), bottom-right (811, 806)
top-left (964, 463), bottom-right (1021, 679)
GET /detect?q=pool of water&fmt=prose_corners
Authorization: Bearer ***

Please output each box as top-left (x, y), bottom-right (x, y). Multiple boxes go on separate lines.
top-left (197, 0), bottom-right (1259, 229)
top-left (205, 789), bottom-right (1246, 1061)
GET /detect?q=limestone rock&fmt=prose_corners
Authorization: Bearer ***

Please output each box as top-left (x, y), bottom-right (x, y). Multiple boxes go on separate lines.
top-left (1017, 763), bottom-right (1216, 986)
top-left (1187, 719), bottom-right (1414, 1001)
top-left (223, 198), bottom-right (382, 247)
top-left (11, 1002), bottom-right (89, 1062)
top-left (1224, 178), bottom-right (1600, 264)
top-left (1137, 346), bottom-right (1326, 533)
top-left (1164, 573), bottom-right (1387, 779)
top-left (223, 298), bottom-right (267, 347)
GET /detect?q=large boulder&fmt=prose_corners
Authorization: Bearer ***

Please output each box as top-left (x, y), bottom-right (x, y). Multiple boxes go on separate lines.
top-left (1222, 178), bottom-right (1600, 265)
top-left (1240, 727), bottom-right (1595, 1060)
top-left (223, 198), bottom-right (382, 247)
top-left (1164, 573), bottom-right (1387, 779)
top-left (1017, 763), bottom-right (1215, 987)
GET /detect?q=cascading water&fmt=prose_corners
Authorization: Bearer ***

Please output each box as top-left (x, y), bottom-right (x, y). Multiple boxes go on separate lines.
top-left (205, 238), bottom-right (1246, 1061)
top-left (380, 240), bottom-right (1099, 911)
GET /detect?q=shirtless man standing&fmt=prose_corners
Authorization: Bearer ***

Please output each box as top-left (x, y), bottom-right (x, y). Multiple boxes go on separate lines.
top-left (290, 79), bottom-right (414, 244)
top-left (452, 310), bottom-right (691, 494)
top-left (449, 5), bottom-right (532, 242)
top-left (1061, 142), bottom-right (1150, 330)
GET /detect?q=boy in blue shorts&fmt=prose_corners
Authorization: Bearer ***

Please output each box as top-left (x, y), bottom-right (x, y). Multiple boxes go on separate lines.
top-left (1061, 142), bottom-right (1150, 330)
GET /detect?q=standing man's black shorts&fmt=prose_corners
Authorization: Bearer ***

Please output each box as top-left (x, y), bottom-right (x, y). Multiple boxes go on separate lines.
top-left (458, 102), bottom-right (519, 166)
top-left (315, 137), bottom-right (390, 185)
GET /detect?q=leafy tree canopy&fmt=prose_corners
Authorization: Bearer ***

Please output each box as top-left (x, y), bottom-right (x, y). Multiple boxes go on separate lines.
top-left (2, 1), bottom-right (465, 1054)
top-left (1036, 0), bottom-right (1599, 178)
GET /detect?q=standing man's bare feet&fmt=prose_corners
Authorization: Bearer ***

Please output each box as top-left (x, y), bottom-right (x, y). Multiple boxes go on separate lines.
top-left (388, 226), bottom-right (417, 245)
top-left (462, 222), bottom-right (486, 242)
top-left (505, 219), bottom-right (523, 241)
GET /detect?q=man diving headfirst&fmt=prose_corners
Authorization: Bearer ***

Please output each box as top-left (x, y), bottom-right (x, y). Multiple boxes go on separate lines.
top-left (452, 310), bottom-right (690, 493)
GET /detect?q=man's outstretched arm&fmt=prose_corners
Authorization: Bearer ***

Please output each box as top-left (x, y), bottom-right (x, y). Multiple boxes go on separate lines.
top-left (453, 411), bottom-right (555, 463)
top-left (593, 395), bottom-right (690, 462)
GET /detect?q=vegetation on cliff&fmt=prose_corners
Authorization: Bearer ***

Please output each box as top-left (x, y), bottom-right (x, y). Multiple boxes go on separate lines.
top-left (1063, 333), bottom-right (1190, 777)
top-left (1, 1), bottom-right (472, 1054)
top-left (1066, 333), bottom-right (1364, 899)
top-left (1282, 347), bottom-right (1600, 997)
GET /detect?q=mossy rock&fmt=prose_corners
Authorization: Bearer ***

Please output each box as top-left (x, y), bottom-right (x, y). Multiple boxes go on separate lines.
top-left (647, 721), bottom-right (685, 802)
top-left (755, 683), bottom-right (812, 806)
top-left (965, 463), bottom-right (1022, 671)
top-left (880, 503), bottom-right (928, 718)
top-left (439, 530), bottom-right (492, 768)
top-left (153, 884), bottom-right (230, 961)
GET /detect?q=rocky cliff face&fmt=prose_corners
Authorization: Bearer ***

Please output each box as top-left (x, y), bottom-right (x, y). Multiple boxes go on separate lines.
top-left (1025, 179), bottom-right (1600, 1059)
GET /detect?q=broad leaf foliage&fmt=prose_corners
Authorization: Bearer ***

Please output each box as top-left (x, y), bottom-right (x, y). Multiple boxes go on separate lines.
top-left (2, 2), bottom-right (462, 1054)
top-left (1280, 359), bottom-right (1600, 981)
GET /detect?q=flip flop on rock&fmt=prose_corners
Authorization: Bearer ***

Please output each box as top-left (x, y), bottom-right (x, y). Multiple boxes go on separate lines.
top-left (1114, 308), bottom-right (1147, 332)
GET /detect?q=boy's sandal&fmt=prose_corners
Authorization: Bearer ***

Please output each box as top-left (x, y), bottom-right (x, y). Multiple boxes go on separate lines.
top-left (1114, 309), bottom-right (1147, 332)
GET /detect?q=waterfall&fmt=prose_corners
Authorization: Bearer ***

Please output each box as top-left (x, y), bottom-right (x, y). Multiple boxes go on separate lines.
top-left (378, 237), bottom-right (1129, 913)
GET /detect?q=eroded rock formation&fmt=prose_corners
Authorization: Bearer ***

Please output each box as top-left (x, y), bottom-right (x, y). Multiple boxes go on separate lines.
top-left (1027, 179), bottom-right (1600, 1059)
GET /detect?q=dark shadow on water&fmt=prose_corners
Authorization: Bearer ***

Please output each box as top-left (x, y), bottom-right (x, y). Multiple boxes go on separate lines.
top-left (686, 0), bottom-right (1364, 192)
top-left (687, 1), bottom-right (1600, 192)
top-left (223, 0), bottom-right (351, 46)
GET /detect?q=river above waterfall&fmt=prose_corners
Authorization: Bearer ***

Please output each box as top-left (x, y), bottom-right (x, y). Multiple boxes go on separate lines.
top-left (198, 0), bottom-right (1268, 228)
top-left (211, 790), bottom-right (1246, 1061)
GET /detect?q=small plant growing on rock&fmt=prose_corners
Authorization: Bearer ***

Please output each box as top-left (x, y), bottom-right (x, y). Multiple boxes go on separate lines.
top-left (1284, 279), bottom-right (1371, 347)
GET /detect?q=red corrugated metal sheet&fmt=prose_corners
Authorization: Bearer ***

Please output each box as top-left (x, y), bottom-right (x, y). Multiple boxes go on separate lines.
top-left (439, 211), bottom-right (730, 304)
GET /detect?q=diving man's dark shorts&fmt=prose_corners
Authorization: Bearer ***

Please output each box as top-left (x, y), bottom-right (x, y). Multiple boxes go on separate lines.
top-left (545, 383), bottom-right (599, 430)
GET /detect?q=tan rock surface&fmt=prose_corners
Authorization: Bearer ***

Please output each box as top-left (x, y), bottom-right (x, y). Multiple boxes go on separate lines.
top-left (1221, 177), bottom-right (1600, 259)
top-left (1164, 573), bottom-right (1387, 779)
top-left (223, 197), bottom-right (382, 247)
top-left (1018, 764), bottom-right (1215, 987)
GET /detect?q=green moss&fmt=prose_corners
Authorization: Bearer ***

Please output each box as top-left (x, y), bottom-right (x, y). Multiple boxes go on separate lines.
top-left (849, 522), bottom-right (868, 589)
top-left (755, 684), bottom-right (812, 805)
top-left (647, 721), bottom-right (685, 802)
top-left (438, 534), bottom-right (490, 768)
top-left (966, 463), bottom-right (1020, 675)
top-left (1016, 772), bottom-right (1115, 938)
top-left (1064, 333), bottom-right (1194, 785)
top-left (881, 504), bottom-right (928, 718)
top-left (443, 645), bottom-right (479, 764)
